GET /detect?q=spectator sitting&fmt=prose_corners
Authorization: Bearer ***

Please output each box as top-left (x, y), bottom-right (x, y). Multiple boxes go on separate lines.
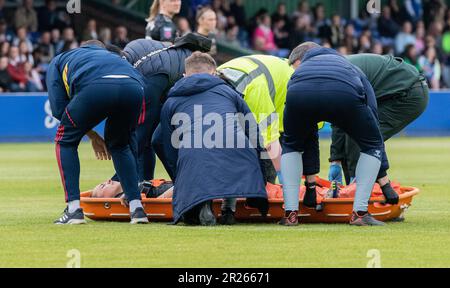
top-left (419, 46), bottom-right (441, 89)
top-left (371, 42), bottom-right (384, 54)
top-left (415, 20), bottom-right (426, 54)
top-left (289, 15), bottom-right (310, 50)
top-left (7, 46), bottom-right (27, 92)
top-left (56, 27), bottom-right (78, 54)
top-left (358, 33), bottom-right (372, 53)
top-left (273, 18), bottom-right (289, 49)
top-left (403, 43), bottom-right (422, 71)
top-left (98, 27), bottom-right (112, 45)
top-left (36, 31), bottom-right (54, 64)
top-left (0, 56), bottom-right (12, 92)
top-left (0, 19), bottom-right (13, 43)
top-left (388, 0), bottom-right (403, 24)
top-left (50, 28), bottom-right (61, 53)
top-left (0, 0), bottom-right (7, 21)
top-left (343, 23), bottom-right (358, 54)
top-left (176, 16), bottom-right (192, 37)
top-left (0, 41), bottom-right (10, 57)
top-left (395, 21), bottom-right (416, 55)
top-left (112, 26), bottom-right (129, 49)
top-left (14, 0), bottom-right (38, 32)
top-left (12, 27), bottom-right (34, 52)
top-left (23, 61), bottom-right (42, 91)
top-left (271, 3), bottom-right (291, 49)
top-left (292, 0), bottom-right (313, 28)
top-left (378, 5), bottom-right (400, 42)
top-left (221, 24), bottom-right (240, 47)
top-left (253, 14), bottom-right (288, 57)
top-left (18, 40), bottom-right (34, 65)
top-left (82, 19), bottom-right (98, 41)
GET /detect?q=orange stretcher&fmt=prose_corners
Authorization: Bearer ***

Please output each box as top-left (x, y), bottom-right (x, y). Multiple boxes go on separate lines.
top-left (80, 177), bottom-right (419, 223)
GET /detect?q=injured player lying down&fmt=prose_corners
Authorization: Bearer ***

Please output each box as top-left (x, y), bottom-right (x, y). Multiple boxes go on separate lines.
top-left (91, 180), bottom-right (173, 200)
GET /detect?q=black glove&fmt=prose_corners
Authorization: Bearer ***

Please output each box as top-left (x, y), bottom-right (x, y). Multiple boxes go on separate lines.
top-left (381, 182), bottom-right (399, 205)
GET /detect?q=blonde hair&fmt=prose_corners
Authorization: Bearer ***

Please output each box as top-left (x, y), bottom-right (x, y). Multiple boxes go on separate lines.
top-left (147, 0), bottom-right (161, 22)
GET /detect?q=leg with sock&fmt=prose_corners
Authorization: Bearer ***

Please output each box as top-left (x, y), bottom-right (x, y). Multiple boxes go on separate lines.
top-left (280, 151), bottom-right (303, 226)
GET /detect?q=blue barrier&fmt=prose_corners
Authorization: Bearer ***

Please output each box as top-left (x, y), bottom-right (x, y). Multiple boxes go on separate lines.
top-left (0, 92), bottom-right (449, 142)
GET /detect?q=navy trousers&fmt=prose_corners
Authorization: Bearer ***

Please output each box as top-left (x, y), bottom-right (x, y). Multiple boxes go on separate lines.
top-left (282, 78), bottom-right (389, 177)
top-left (111, 74), bottom-right (169, 182)
top-left (55, 78), bottom-right (144, 202)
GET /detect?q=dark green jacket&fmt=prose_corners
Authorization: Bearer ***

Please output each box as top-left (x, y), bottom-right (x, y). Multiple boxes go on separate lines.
top-left (347, 54), bottom-right (422, 100)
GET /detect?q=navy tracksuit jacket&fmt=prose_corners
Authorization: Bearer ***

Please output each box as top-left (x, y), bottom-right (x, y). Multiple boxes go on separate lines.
top-left (46, 45), bottom-right (145, 202)
top-left (283, 47), bottom-right (389, 178)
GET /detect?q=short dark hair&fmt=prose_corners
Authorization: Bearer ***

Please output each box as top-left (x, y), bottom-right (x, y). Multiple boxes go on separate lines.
top-left (82, 39), bottom-right (106, 48)
top-left (106, 44), bottom-right (124, 57)
top-left (185, 51), bottom-right (217, 75)
top-left (288, 42), bottom-right (320, 65)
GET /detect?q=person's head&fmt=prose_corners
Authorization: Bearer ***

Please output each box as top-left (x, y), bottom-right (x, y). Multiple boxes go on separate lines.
top-left (24, 61), bottom-right (32, 73)
top-left (288, 41), bottom-right (320, 69)
top-left (115, 26), bottom-right (128, 40)
top-left (177, 17), bottom-right (191, 33)
top-left (40, 31), bottom-right (51, 44)
top-left (1, 41), bottom-right (10, 56)
top-left (344, 23), bottom-right (354, 36)
top-left (277, 2), bottom-right (287, 15)
top-left (402, 21), bottom-right (412, 34)
top-left (148, 0), bottom-right (181, 21)
top-left (63, 27), bottom-right (75, 41)
top-left (51, 28), bottom-right (60, 42)
top-left (426, 35), bottom-right (436, 48)
top-left (314, 3), bottom-right (325, 20)
top-left (382, 5), bottom-right (391, 18)
top-left (332, 13), bottom-right (341, 26)
top-left (0, 56), bottom-right (8, 70)
top-left (99, 27), bottom-right (112, 43)
top-left (16, 26), bottom-right (27, 40)
top-left (18, 41), bottom-right (29, 54)
top-left (106, 44), bottom-right (124, 57)
top-left (260, 14), bottom-right (271, 27)
top-left (8, 46), bottom-right (19, 60)
top-left (226, 24), bottom-right (239, 40)
top-left (184, 51), bottom-right (217, 76)
top-left (196, 7), bottom-right (217, 35)
top-left (426, 47), bottom-right (437, 61)
top-left (405, 43), bottom-right (417, 58)
top-left (337, 46), bottom-right (348, 55)
top-left (82, 39), bottom-right (105, 48)
top-left (371, 42), bottom-right (383, 54)
top-left (87, 19), bottom-right (97, 31)
top-left (91, 180), bottom-right (123, 198)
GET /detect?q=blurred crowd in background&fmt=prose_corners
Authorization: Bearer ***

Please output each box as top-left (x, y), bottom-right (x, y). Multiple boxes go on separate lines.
top-left (1, 0), bottom-right (450, 93)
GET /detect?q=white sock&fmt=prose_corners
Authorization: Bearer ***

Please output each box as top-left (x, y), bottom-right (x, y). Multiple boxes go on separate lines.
top-left (68, 200), bottom-right (80, 213)
top-left (129, 200), bottom-right (143, 213)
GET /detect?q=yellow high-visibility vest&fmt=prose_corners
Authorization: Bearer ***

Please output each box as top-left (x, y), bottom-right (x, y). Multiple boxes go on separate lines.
top-left (218, 55), bottom-right (294, 147)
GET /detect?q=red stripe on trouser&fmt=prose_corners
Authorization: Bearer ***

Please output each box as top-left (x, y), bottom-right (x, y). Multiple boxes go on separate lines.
top-left (65, 108), bottom-right (77, 127)
top-left (55, 125), bottom-right (69, 202)
top-left (139, 97), bottom-right (146, 125)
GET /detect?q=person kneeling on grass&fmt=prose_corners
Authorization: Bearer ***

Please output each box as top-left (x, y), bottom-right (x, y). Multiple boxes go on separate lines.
top-left (153, 52), bottom-right (268, 226)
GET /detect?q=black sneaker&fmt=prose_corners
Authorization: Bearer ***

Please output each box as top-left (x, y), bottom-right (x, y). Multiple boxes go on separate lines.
top-left (54, 208), bottom-right (86, 225)
top-left (219, 208), bottom-right (236, 225)
top-left (350, 211), bottom-right (386, 226)
top-left (381, 182), bottom-right (399, 204)
top-left (199, 201), bottom-right (216, 226)
top-left (130, 207), bottom-right (149, 224)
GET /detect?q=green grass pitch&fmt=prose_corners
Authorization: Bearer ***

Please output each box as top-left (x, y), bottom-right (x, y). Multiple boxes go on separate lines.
top-left (0, 138), bottom-right (449, 268)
